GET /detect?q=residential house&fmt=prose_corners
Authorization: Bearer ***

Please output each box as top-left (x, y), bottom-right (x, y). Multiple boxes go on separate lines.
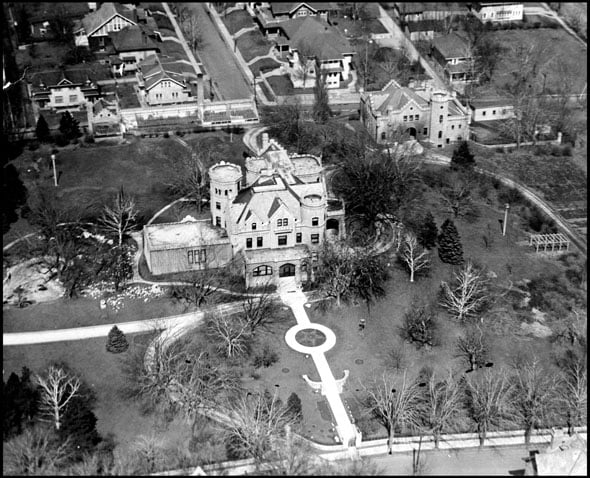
top-left (403, 20), bottom-right (443, 41)
top-left (77, 2), bottom-right (138, 50)
top-left (470, 2), bottom-right (524, 23)
top-left (26, 3), bottom-right (91, 41)
top-left (360, 79), bottom-right (471, 147)
top-left (27, 64), bottom-right (111, 110)
top-left (393, 2), bottom-right (470, 23)
top-left (269, 2), bottom-right (333, 22)
top-left (136, 54), bottom-right (199, 105)
top-left (431, 32), bottom-right (475, 84)
top-left (87, 96), bottom-right (122, 136)
top-left (142, 134), bottom-right (345, 287)
top-left (108, 26), bottom-right (161, 76)
top-left (468, 96), bottom-right (514, 123)
top-left (274, 16), bottom-right (355, 89)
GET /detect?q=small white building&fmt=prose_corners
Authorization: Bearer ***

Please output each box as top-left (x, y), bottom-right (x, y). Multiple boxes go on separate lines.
top-left (469, 96), bottom-right (514, 123)
top-left (470, 2), bottom-right (524, 23)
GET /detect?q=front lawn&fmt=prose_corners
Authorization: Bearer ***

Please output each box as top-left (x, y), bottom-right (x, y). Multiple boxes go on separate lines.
top-left (266, 74), bottom-right (294, 96)
top-left (249, 57), bottom-right (282, 77)
top-left (15, 41), bottom-right (71, 70)
top-left (236, 30), bottom-right (272, 63)
top-left (224, 9), bottom-right (255, 36)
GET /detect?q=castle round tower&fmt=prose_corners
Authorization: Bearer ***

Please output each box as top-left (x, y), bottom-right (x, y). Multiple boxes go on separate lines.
top-left (429, 91), bottom-right (449, 148)
top-left (208, 161), bottom-right (242, 229)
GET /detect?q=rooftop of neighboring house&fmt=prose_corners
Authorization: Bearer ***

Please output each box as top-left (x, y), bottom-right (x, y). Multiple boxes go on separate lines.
top-left (474, 2), bottom-right (523, 9)
top-left (431, 32), bottom-right (471, 59)
top-left (270, 2), bottom-right (336, 15)
top-left (92, 97), bottom-right (118, 116)
top-left (525, 433), bottom-right (587, 476)
top-left (469, 95), bottom-right (513, 108)
top-left (363, 79), bottom-right (429, 114)
top-left (279, 16), bottom-right (354, 60)
top-left (27, 64), bottom-right (112, 91)
top-left (109, 25), bottom-right (160, 53)
top-left (138, 54), bottom-right (198, 90)
top-left (82, 2), bottom-right (137, 36)
top-left (405, 19), bottom-right (445, 32)
top-left (395, 2), bottom-right (470, 15)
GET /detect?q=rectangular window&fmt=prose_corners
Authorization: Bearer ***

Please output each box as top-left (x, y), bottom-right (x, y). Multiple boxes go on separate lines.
top-left (482, 111), bottom-right (486, 116)
top-left (257, 237), bottom-right (263, 247)
top-left (283, 218), bottom-right (288, 226)
top-left (312, 217), bottom-right (319, 226)
top-left (188, 249), bottom-right (206, 264)
top-left (215, 216), bottom-right (221, 227)
top-left (438, 131), bottom-right (442, 138)
top-left (277, 219), bottom-right (282, 227)
top-left (439, 115), bottom-right (443, 123)
top-left (311, 234), bottom-right (320, 244)
top-left (246, 238), bottom-right (252, 249)
top-left (252, 223), bottom-right (256, 230)
top-left (301, 262), bottom-right (307, 272)
top-left (216, 202), bottom-right (221, 210)
top-left (381, 132), bottom-right (386, 140)
top-left (415, 114), bottom-right (420, 121)
top-left (409, 115), bottom-right (414, 121)
top-left (446, 138), bottom-right (450, 144)
top-left (458, 124), bottom-right (461, 129)
top-left (311, 251), bottom-right (319, 261)
top-left (423, 127), bottom-right (428, 135)
top-left (403, 115), bottom-right (408, 122)
top-left (69, 95), bottom-right (77, 103)
top-left (296, 232), bottom-right (302, 243)
top-left (278, 235), bottom-right (287, 246)
top-left (451, 125), bottom-right (455, 130)
top-left (492, 110), bottom-right (496, 115)
top-left (55, 96), bottom-right (63, 104)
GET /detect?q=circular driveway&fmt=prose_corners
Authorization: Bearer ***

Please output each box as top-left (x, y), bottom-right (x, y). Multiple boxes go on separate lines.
top-left (285, 323), bottom-right (336, 354)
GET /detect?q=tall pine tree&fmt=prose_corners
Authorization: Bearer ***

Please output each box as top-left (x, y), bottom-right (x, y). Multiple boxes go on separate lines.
top-left (59, 111), bottom-right (80, 140)
top-left (417, 211), bottom-right (438, 249)
top-left (312, 59), bottom-right (331, 124)
top-left (106, 325), bottom-right (129, 353)
top-left (438, 219), bottom-right (464, 265)
top-left (35, 115), bottom-right (50, 142)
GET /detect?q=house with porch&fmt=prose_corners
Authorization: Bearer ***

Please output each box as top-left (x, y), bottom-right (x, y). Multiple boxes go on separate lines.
top-left (393, 2), bottom-right (470, 23)
top-left (136, 54), bottom-right (200, 105)
top-left (108, 26), bottom-right (161, 76)
top-left (360, 79), bottom-right (470, 147)
top-left (142, 135), bottom-right (345, 288)
top-left (469, 2), bottom-right (524, 23)
top-left (431, 32), bottom-right (475, 84)
top-left (77, 2), bottom-right (138, 50)
top-left (273, 16), bottom-right (355, 89)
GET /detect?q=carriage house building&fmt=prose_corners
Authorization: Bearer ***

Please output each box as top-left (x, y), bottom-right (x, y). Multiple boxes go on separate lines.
top-left (142, 135), bottom-right (345, 287)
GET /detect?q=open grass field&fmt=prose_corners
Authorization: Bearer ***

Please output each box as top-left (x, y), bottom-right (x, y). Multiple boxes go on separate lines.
top-left (3, 333), bottom-right (194, 456)
top-left (488, 28), bottom-right (587, 94)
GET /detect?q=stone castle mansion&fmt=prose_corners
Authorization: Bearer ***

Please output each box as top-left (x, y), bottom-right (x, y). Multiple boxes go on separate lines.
top-left (142, 134), bottom-right (345, 288)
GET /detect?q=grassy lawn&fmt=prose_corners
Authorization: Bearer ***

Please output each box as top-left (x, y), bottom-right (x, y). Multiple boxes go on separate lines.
top-left (224, 9), bottom-right (256, 36)
top-left (3, 333), bottom-right (194, 455)
top-left (3, 294), bottom-right (186, 333)
top-left (266, 74), bottom-right (294, 96)
top-left (249, 57), bottom-right (282, 77)
top-left (488, 28), bottom-right (587, 94)
top-left (15, 41), bottom-right (71, 70)
top-left (236, 30), bottom-right (272, 63)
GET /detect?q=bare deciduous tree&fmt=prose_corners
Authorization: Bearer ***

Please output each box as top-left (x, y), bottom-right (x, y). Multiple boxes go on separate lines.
top-left (439, 179), bottom-right (478, 219)
top-left (400, 232), bottom-right (431, 282)
top-left (34, 366), bottom-right (81, 431)
top-left (294, 40), bottom-right (317, 89)
top-left (242, 285), bottom-right (278, 333)
top-left (316, 240), bottom-right (354, 307)
top-left (455, 325), bottom-right (490, 372)
top-left (207, 313), bottom-right (251, 358)
top-left (99, 187), bottom-right (138, 247)
top-left (558, 352), bottom-right (588, 436)
top-left (4, 425), bottom-right (71, 475)
top-left (166, 148), bottom-right (211, 213)
top-left (179, 7), bottom-right (202, 51)
top-left (440, 261), bottom-right (489, 323)
top-left (219, 390), bottom-right (296, 464)
top-left (362, 371), bottom-right (423, 455)
top-left (510, 357), bottom-right (559, 445)
top-left (420, 370), bottom-right (463, 448)
top-left (464, 368), bottom-right (513, 446)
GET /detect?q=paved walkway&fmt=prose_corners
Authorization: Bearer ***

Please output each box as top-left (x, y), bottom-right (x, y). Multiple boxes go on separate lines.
top-left (278, 278), bottom-right (359, 449)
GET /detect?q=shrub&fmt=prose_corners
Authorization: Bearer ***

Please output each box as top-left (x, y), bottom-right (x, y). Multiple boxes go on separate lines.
top-left (53, 133), bottom-right (69, 147)
top-left (562, 145), bottom-right (572, 156)
top-left (28, 141), bottom-right (40, 151)
top-left (400, 303), bottom-right (438, 348)
top-left (286, 392), bottom-right (303, 423)
top-left (106, 325), bottom-right (129, 353)
top-left (252, 342), bottom-right (279, 368)
top-left (163, 132), bottom-right (170, 138)
top-left (497, 185), bottom-right (524, 206)
top-left (84, 134), bottom-right (95, 144)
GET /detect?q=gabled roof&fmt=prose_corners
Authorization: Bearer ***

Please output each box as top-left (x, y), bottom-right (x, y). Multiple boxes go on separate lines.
top-left (270, 2), bottom-right (334, 15)
top-left (279, 17), bottom-right (354, 60)
top-left (432, 32), bottom-right (470, 59)
top-left (268, 197), bottom-right (288, 218)
top-left (82, 2), bottom-right (137, 37)
top-left (367, 79), bottom-right (429, 114)
top-left (110, 26), bottom-right (159, 53)
top-left (139, 54), bottom-right (196, 90)
top-left (92, 97), bottom-right (117, 115)
top-left (405, 20), bottom-right (444, 33)
top-left (28, 64), bottom-right (111, 89)
top-left (396, 2), bottom-right (469, 15)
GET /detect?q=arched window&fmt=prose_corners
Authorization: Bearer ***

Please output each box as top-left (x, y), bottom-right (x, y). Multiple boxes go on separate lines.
top-left (252, 265), bottom-right (273, 276)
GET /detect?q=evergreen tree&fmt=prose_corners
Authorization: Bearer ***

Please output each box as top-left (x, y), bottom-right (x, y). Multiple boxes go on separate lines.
top-left (417, 211), bottom-right (438, 249)
top-left (35, 115), bottom-right (50, 142)
top-left (59, 393), bottom-right (101, 459)
top-left (106, 325), bottom-right (129, 353)
top-left (3, 373), bottom-right (23, 440)
top-left (59, 111), bottom-right (80, 140)
top-left (437, 219), bottom-right (464, 265)
top-left (2, 164), bottom-right (27, 234)
top-left (286, 392), bottom-right (303, 423)
top-left (451, 141), bottom-right (475, 169)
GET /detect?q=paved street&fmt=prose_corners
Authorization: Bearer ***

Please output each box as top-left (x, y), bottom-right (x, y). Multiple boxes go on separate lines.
top-left (181, 3), bottom-right (252, 100)
top-left (370, 445), bottom-right (532, 475)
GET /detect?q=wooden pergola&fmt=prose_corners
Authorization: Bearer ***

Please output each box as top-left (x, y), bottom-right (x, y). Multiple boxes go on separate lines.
top-left (529, 233), bottom-right (570, 253)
